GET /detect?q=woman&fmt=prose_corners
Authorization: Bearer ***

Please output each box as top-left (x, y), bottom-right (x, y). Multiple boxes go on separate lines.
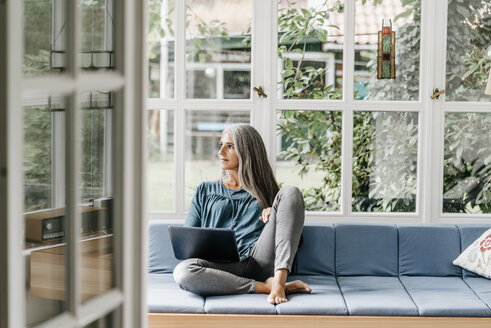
top-left (173, 124), bottom-right (311, 304)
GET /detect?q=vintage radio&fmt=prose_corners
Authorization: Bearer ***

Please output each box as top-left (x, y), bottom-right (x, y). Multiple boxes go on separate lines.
top-left (25, 206), bottom-right (110, 242)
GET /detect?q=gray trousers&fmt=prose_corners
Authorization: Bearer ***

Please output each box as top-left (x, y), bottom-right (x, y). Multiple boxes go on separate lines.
top-left (173, 186), bottom-right (305, 296)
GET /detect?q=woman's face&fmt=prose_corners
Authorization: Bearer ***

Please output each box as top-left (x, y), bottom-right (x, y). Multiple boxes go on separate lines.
top-left (219, 131), bottom-right (239, 171)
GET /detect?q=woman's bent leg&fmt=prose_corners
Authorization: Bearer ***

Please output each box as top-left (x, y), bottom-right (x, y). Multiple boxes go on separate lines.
top-left (173, 258), bottom-right (255, 296)
top-left (247, 186), bottom-right (309, 303)
top-left (249, 185), bottom-right (305, 279)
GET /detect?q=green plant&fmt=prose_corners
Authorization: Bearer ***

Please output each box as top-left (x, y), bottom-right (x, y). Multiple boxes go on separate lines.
top-left (443, 113), bottom-right (491, 213)
top-left (277, 110), bottom-right (342, 211)
top-left (352, 112), bottom-right (418, 212)
top-left (277, 1), bottom-right (342, 99)
top-left (276, 1), bottom-right (420, 212)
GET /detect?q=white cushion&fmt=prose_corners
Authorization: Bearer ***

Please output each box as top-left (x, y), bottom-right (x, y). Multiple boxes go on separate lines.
top-left (453, 228), bottom-right (491, 279)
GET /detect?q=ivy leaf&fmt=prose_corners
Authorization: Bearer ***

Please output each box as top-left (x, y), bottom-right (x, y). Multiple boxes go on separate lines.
top-left (395, 9), bottom-right (412, 22)
top-left (285, 58), bottom-right (293, 69)
top-left (456, 6), bottom-right (470, 18)
top-left (317, 30), bottom-right (328, 42)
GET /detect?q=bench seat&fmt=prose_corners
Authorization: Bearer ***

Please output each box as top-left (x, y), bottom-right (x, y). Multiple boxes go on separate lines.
top-left (147, 221), bottom-right (491, 322)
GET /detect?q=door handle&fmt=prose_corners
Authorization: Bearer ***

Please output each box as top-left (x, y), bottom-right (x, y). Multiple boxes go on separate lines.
top-left (431, 88), bottom-right (446, 99)
top-left (253, 86), bottom-right (268, 98)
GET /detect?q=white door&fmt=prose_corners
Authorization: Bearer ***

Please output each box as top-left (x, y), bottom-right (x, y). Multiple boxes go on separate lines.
top-left (0, 0), bottom-right (146, 327)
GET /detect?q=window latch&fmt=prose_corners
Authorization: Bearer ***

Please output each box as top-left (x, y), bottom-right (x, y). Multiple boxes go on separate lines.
top-left (431, 88), bottom-right (446, 99)
top-left (253, 86), bottom-right (268, 98)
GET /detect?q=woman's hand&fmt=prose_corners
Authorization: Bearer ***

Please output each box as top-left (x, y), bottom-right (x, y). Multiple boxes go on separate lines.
top-left (259, 207), bottom-right (272, 223)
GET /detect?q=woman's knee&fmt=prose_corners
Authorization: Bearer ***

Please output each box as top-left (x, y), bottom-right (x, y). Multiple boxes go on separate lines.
top-left (279, 186), bottom-right (304, 206)
top-left (173, 259), bottom-right (197, 289)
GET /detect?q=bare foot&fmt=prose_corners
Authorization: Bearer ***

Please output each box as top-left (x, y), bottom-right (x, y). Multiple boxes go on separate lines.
top-left (285, 280), bottom-right (312, 294)
top-left (260, 271), bottom-right (312, 305)
top-left (266, 277), bottom-right (288, 305)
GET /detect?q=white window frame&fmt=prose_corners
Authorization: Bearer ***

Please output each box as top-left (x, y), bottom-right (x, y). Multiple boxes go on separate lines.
top-left (148, 0), bottom-right (491, 225)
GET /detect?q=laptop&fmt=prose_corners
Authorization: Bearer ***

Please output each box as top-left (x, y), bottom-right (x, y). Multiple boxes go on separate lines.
top-left (168, 226), bottom-right (241, 262)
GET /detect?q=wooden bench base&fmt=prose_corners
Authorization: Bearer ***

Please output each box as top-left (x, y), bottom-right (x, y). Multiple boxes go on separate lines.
top-left (148, 313), bottom-right (491, 328)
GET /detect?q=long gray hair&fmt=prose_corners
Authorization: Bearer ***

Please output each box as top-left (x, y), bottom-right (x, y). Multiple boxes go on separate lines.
top-left (224, 124), bottom-right (280, 209)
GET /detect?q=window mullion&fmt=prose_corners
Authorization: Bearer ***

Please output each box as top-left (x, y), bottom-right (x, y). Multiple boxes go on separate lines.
top-left (65, 0), bottom-right (81, 321)
top-left (65, 94), bottom-right (82, 321)
top-left (251, 0), bottom-right (274, 163)
top-left (52, 112), bottom-right (66, 209)
top-left (343, 0), bottom-right (355, 217)
top-left (174, 0), bottom-right (186, 214)
top-left (268, 0), bottom-right (278, 172)
top-left (424, 0), bottom-right (447, 222)
top-left (343, 0), bottom-right (355, 105)
top-left (104, 108), bottom-right (112, 198)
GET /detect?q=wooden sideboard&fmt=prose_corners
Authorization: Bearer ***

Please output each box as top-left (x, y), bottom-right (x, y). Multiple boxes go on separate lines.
top-left (30, 236), bottom-right (112, 302)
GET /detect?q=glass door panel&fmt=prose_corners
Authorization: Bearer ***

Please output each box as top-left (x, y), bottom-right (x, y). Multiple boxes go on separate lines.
top-left (80, 0), bottom-right (116, 72)
top-left (148, 0), bottom-right (175, 98)
top-left (79, 90), bottom-right (115, 303)
top-left (442, 0), bottom-right (491, 215)
top-left (276, 110), bottom-right (343, 212)
top-left (445, 0), bottom-right (491, 102)
top-left (354, 0), bottom-right (420, 101)
top-left (24, 94), bottom-right (67, 326)
top-left (443, 112), bottom-right (491, 214)
top-left (147, 110), bottom-right (175, 211)
top-left (277, 0), bottom-right (344, 100)
top-left (24, 0), bottom-right (67, 75)
top-left (352, 111), bottom-right (418, 212)
top-left (184, 110), bottom-right (250, 208)
top-left (185, 0), bottom-right (252, 99)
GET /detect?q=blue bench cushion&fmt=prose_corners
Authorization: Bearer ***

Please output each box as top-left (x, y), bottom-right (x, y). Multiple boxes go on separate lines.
top-left (337, 276), bottom-right (418, 316)
top-left (148, 220), bottom-right (182, 274)
top-left (400, 276), bottom-right (491, 317)
top-left (147, 273), bottom-right (205, 313)
top-left (464, 277), bottom-right (491, 309)
top-left (275, 275), bottom-right (347, 315)
top-left (398, 224), bottom-right (461, 276)
top-left (204, 294), bottom-right (276, 314)
top-left (335, 223), bottom-right (398, 276)
top-left (295, 224), bottom-right (335, 276)
top-left (457, 225), bottom-right (491, 278)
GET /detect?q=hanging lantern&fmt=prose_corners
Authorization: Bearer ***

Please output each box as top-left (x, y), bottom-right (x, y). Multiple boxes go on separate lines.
top-left (378, 19), bottom-right (396, 79)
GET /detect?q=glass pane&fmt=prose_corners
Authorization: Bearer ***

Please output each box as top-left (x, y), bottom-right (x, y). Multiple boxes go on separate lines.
top-left (24, 0), bottom-right (66, 75)
top-left (352, 111), bottom-right (418, 212)
top-left (83, 310), bottom-right (115, 328)
top-left (276, 110), bottom-right (342, 212)
top-left (446, 1), bottom-right (491, 101)
top-left (354, 0), bottom-right (420, 101)
top-left (277, 0), bottom-right (343, 100)
top-left (187, 69), bottom-right (217, 98)
top-left (24, 94), bottom-right (67, 325)
top-left (443, 113), bottom-right (491, 213)
top-left (148, 0), bottom-right (175, 98)
top-left (185, 111), bottom-right (250, 208)
top-left (79, 90), bottom-right (114, 303)
top-left (147, 110), bottom-right (174, 211)
top-left (185, 0), bottom-right (252, 99)
top-left (24, 104), bottom-right (54, 212)
top-left (224, 70), bottom-right (250, 99)
top-left (80, 0), bottom-right (115, 71)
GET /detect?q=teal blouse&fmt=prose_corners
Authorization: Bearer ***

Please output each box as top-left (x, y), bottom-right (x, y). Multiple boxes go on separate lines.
top-left (185, 180), bottom-right (264, 258)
